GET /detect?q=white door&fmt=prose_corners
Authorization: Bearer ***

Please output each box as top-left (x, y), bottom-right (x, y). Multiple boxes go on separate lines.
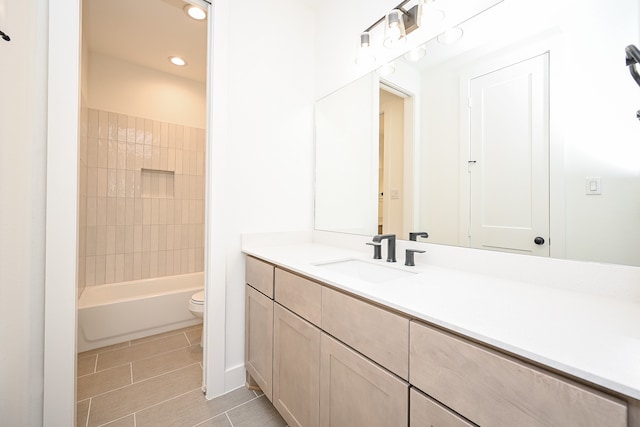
top-left (469, 53), bottom-right (549, 255)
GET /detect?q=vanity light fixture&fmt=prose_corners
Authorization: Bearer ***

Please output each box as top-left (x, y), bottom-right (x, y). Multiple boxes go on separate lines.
top-left (437, 27), bottom-right (464, 45)
top-left (356, 0), bottom-right (424, 65)
top-left (384, 10), bottom-right (407, 48)
top-left (169, 56), bottom-right (187, 66)
top-left (355, 32), bottom-right (377, 66)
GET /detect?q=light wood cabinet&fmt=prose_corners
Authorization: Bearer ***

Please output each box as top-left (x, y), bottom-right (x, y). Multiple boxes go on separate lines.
top-left (246, 256), bottom-right (274, 298)
top-left (409, 320), bottom-right (627, 427)
top-left (275, 268), bottom-right (322, 326)
top-left (273, 303), bottom-right (320, 427)
top-left (245, 284), bottom-right (273, 401)
top-left (321, 286), bottom-right (409, 380)
top-left (410, 388), bottom-right (476, 427)
top-left (245, 255), bottom-right (635, 427)
top-left (319, 333), bottom-right (408, 427)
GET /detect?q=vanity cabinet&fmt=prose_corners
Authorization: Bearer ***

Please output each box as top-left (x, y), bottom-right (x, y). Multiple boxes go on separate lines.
top-left (409, 320), bottom-right (628, 427)
top-left (244, 254), bottom-right (633, 427)
top-left (320, 333), bottom-right (409, 426)
top-left (273, 303), bottom-right (320, 427)
top-left (244, 257), bottom-right (274, 401)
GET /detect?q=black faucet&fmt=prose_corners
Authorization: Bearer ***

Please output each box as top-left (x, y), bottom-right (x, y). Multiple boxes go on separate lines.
top-left (372, 234), bottom-right (396, 262)
top-left (405, 249), bottom-right (425, 266)
top-left (409, 232), bottom-right (429, 241)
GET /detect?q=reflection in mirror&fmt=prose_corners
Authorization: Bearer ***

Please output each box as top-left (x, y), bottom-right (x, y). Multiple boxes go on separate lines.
top-left (314, 0), bottom-right (640, 267)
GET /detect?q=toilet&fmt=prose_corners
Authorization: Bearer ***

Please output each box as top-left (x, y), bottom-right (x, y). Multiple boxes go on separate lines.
top-left (189, 291), bottom-right (205, 348)
top-left (189, 291), bottom-right (205, 319)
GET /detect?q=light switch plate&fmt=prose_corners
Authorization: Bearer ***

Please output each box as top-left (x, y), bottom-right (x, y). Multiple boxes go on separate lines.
top-left (585, 177), bottom-right (601, 195)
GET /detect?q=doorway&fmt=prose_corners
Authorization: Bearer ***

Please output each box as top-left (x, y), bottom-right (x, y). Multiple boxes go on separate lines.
top-left (467, 53), bottom-right (550, 255)
top-left (77, 0), bottom-right (209, 422)
top-left (378, 85), bottom-right (413, 238)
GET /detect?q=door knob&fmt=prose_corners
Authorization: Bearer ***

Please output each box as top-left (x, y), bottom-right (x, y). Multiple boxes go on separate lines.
top-left (534, 237), bottom-right (545, 245)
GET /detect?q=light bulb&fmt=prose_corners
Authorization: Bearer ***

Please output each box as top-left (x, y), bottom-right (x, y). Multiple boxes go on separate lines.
top-left (384, 10), bottom-right (406, 48)
top-left (169, 56), bottom-right (187, 66)
top-left (184, 5), bottom-right (207, 20)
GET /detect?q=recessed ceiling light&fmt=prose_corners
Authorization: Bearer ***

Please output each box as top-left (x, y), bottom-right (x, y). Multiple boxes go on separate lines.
top-left (169, 56), bottom-right (187, 66)
top-left (184, 4), bottom-right (207, 20)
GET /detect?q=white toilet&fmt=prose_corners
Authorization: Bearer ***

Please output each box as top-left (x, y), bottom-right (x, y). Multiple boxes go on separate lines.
top-left (189, 291), bottom-right (205, 348)
top-left (189, 291), bottom-right (205, 318)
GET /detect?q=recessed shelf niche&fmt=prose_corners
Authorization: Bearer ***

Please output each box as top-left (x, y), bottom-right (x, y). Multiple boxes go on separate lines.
top-left (141, 168), bottom-right (175, 199)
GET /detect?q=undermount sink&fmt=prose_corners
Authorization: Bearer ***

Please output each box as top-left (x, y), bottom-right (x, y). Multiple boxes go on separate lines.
top-left (314, 259), bottom-right (417, 283)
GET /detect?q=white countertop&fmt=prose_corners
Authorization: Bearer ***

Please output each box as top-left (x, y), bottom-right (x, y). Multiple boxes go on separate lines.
top-left (242, 239), bottom-right (640, 400)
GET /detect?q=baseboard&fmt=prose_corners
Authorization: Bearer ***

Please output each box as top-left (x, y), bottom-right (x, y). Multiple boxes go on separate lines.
top-left (225, 363), bottom-right (246, 392)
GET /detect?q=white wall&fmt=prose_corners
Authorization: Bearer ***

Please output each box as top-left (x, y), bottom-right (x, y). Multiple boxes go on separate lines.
top-left (87, 53), bottom-right (206, 129)
top-left (0, 0), bottom-right (48, 425)
top-left (207, 0), bottom-right (317, 393)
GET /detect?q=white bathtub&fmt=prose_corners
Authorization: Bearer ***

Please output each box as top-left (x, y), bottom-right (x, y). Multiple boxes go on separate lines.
top-left (78, 272), bottom-right (204, 352)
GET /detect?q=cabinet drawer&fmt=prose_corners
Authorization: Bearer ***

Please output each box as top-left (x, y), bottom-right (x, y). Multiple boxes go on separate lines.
top-left (410, 388), bottom-right (476, 427)
top-left (410, 321), bottom-right (627, 427)
top-left (246, 256), bottom-right (274, 298)
top-left (322, 287), bottom-right (409, 380)
top-left (275, 268), bottom-right (322, 327)
top-left (320, 333), bottom-right (408, 427)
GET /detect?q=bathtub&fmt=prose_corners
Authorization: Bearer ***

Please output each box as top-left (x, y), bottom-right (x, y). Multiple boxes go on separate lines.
top-left (77, 272), bottom-right (204, 352)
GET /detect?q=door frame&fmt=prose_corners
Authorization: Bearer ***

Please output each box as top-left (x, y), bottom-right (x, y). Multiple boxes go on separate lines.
top-left (458, 34), bottom-right (565, 258)
top-left (44, 0), bottom-right (225, 424)
top-left (379, 81), bottom-right (416, 238)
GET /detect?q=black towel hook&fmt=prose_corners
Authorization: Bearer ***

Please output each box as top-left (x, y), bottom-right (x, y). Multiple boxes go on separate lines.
top-left (625, 45), bottom-right (640, 86)
top-left (0, 30), bottom-right (10, 42)
top-left (625, 45), bottom-right (640, 120)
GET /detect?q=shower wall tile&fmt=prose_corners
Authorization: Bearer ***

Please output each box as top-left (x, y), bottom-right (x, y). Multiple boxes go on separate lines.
top-left (80, 108), bottom-right (206, 286)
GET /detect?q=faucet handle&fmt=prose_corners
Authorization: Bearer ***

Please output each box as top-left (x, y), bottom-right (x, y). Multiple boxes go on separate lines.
top-left (409, 232), bottom-right (429, 241)
top-left (404, 249), bottom-right (425, 266)
top-left (366, 242), bottom-right (382, 260)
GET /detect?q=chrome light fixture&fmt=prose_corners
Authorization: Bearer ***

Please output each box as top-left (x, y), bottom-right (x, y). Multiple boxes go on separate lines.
top-left (384, 10), bottom-right (407, 48)
top-left (356, 0), bottom-right (425, 65)
top-left (356, 32), bottom-right (376, 66)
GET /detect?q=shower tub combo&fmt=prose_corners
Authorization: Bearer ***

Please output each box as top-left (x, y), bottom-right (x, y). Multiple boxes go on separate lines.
top-left (78, 272), bottom-right (204, 352)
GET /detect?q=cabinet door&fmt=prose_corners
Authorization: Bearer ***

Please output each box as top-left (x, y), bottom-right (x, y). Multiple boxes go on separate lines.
top-left (273, 304), bottom-right (320, 427)
top-left (320, 333), bottom-right (408, 427)
top-left (245, 284), bottom-right (273, 401)
top-left (410, 388), bottom-right (476, 427)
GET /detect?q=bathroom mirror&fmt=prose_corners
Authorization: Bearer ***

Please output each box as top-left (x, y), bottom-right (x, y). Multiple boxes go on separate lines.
top-left (314, 0), bottom-right (640, 267)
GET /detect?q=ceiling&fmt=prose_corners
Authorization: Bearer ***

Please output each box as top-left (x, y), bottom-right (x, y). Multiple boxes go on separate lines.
top-left (83, 0), bottom-right (208, 83)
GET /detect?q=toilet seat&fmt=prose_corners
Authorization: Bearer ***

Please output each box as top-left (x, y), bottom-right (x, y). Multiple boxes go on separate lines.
top-left (190, 290), bottom-right (205, 305)
top-left (189, 291), bottom-right (205, 318)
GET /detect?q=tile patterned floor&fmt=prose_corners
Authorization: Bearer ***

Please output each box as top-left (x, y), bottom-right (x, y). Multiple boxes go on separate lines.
top-left (77, 325), bottom-right (287, 427)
